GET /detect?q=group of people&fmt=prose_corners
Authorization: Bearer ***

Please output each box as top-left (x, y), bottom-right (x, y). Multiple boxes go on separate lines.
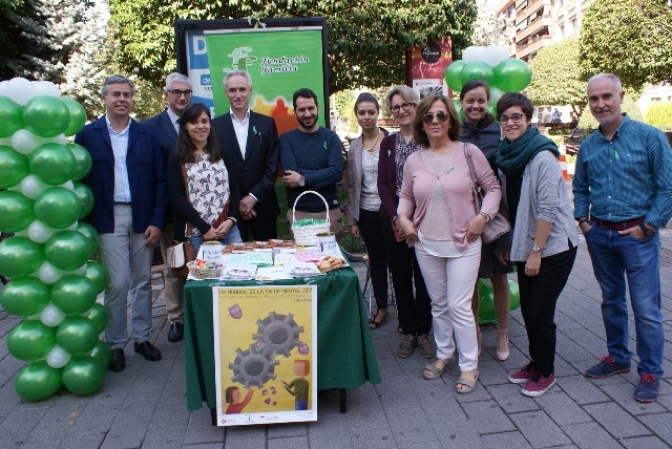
top-left (77, 69), bottom-right (670, 404)
top-left (345, 73), bottom-right (671, 402)
top-left (77, 72), bottom-right (342, 373)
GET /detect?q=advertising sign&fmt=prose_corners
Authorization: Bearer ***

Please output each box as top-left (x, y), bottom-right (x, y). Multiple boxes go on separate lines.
top-left (407, 38), bottom-right (453, 99)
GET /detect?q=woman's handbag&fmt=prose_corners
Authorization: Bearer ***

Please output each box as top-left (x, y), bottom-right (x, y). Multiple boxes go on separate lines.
top-left (464, 143), bottom-right (511, 244)
top-left (167, 239), bottom-right (197, 279)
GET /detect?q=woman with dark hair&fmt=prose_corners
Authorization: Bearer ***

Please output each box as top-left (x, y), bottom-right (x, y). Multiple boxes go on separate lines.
top-left (459, 80), bottom-right (511, 361)
top-left (377, 86), bottom-right (433, 359)
top-left (397, 95), bottom-right (502, 393)
top-left (168, 103), bottom-right (242, 253)
top-left (224, 386), bottom-right (254, 414)
top-left (346, 92), bottom-right (392, 329)
top-left (495, 93), bottom-right (578, 397)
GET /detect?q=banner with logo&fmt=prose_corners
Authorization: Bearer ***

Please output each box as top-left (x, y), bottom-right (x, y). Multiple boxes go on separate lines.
top-left (407, 38), bottom-right (453, 99)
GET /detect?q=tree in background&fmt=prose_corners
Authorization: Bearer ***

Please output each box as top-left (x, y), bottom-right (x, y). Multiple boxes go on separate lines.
top-left (645, 103), bottom-right (672, 130)
top-left (108, 0), bottom-right (477, 93)
top-left (528, 38), bottom-right (586, 117)
top-left (580, 0), bottom-right (672, 90)
top-left (470, 0), bottom-right (514, 47)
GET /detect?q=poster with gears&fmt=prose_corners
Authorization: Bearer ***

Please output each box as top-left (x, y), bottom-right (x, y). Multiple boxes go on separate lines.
top-left (212, 285), bottom-right (317, 426)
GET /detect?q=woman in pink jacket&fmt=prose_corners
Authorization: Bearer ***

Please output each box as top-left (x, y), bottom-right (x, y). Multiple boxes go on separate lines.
top-left (397, 95), bottom-right (502, 393)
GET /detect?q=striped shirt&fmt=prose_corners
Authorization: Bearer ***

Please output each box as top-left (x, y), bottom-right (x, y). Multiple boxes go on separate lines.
top-left (105, 115), bottom-right (132, 203)
top-left (573, 114), bottom-right (672, 228)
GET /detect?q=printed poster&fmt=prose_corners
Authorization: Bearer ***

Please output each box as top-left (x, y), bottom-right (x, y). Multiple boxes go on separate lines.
top-left (213, 285), bottom-right (318, 426)
top-left (408, 38), bottom-right (453, 98)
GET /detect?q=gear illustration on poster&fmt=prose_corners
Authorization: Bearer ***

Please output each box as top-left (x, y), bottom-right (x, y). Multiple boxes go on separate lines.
top-left (229, 344), bottom-right (280, 388)
top-left (252, 311), bottom-right (304, 358)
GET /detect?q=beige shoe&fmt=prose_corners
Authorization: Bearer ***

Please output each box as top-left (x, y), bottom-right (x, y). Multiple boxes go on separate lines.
top-left (496, 329), bottom-right (509, 361)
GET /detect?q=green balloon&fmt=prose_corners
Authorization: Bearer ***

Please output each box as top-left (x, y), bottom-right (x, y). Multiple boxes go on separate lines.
top-left (487, 104), bottom-right (497, 120)
top-left (55, 316), bottom-right (99, 355)
top-left (478, 280), bottom-right (497, 324)
top-left (460, 62), bottom-right (495, 88)
top-left (0, 236), bottom-right (44, 278)
top-left (494, 59), bottom-right (532, 92)
top-left (0, 145), bottom-right (30, 188)
top-left (0, 190), bottom-right (35, 233)
top-left (34, 187), bottom-right (81, 230)
top-left (44, 230), bottom-right (91, 271)
top-left (15, 361), bottom-right (63, 401)
top-left (87, 341), bottom-right (111, 369)
top-left (29, 143), bottom-right (76, 185)
top-left (66, 143), bottom-right (92, 181)
top-left (7, 320), bottom-right (57, 361)
top-left (76, 222), bottom-right (99, 255)
top-left (0, 95), bottom-right (24, 138)
top-left (509, 279), bottom-right (520, 311)
top-left (60, 97), bottom-right (86, 137)
top-left (84, 261), bottom-right (109, 294)
top-left (62, 356), bottom-right (105, 396)
top-left (0, 277), bottom-right (51, 317)
top-left (86, 302), bottom-right (108, 334)
top-left (71, 182), bottom-right (94, 220)
top-left (22, 95), bottom-right (70, 138)
top-left (444, 60), bottom-right (465, 92)
top-left (51, 275), bottom-right (97, 315)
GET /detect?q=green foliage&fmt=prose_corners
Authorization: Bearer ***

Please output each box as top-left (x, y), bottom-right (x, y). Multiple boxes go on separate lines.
top-left (645, 102), bottom-right (672, 128)
top-left (580, 0), bottom-right (672, 90)
top-left (578, 95), bottom-right (643, 131)
top-left (333, 90), bottom-right (355, 118)
top-left (528, 38), bottom-right (587, 117)
top-left (108, 0), bottom-right (478, 92)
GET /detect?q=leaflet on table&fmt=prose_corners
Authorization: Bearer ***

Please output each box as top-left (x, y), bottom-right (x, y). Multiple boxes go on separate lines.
top-left (255, 266), bottom-right (293, 281)
top-left (228, 252), bottom-right (274, 267)
top-left (294, 250), bottom-right (320, 262)
top-left (221, 263), bottom-right (258, 280)
top-left (284, 262), bottom-right (323, 277)
top-left (273, 253), bottom-right (298, 266)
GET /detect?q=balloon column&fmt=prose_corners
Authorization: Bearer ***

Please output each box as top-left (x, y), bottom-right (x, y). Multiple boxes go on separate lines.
top-left (0, 78), bottom-right (109, 400)
top-left (444, 45), bottom-right (533, 120)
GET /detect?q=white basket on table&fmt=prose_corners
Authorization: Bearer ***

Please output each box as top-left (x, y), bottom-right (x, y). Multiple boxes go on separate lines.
top-left (291, 190), bottom-right (331, 246)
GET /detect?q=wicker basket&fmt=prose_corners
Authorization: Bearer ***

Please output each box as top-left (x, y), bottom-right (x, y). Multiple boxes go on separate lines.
top-left (291, 190), bottom-right (331, 246)
top-left (187, 261), bottom-right (223, 279)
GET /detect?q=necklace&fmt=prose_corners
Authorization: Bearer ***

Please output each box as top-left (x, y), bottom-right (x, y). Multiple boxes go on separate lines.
top-left (363, 129), bottom-right (381, 151)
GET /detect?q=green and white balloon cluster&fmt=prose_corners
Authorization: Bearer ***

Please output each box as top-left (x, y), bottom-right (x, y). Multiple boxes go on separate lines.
top-left (444, 45), bottom-right (533, 120)
top-left (0, 77), bottom-right (110, 401)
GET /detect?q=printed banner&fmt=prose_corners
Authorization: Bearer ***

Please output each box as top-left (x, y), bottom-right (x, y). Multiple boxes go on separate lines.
top-left (409, 38), bottom-right (453, 99)
top-left (213, 285), bottom-right (318, 426)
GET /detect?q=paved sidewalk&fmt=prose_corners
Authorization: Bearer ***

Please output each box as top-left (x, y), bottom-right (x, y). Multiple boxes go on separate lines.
top-left (0, 230), bottom-right (671, 449)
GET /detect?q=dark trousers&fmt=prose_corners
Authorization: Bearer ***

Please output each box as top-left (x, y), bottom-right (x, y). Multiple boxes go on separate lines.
top-left (358, 209), bottom-right (390, 310)
top-left (516, 245), bottom-right (577, 376)
top-left (237, 216), bottom-right (278, 242)
top-left (382, 219), bottom-right (433, 336)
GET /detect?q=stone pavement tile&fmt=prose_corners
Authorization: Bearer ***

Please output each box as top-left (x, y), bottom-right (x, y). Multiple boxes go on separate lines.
top-left (487, 383), bottom-right (541, 414)
top-left (637, 412), bottom-right (672, 447)
top-left (374, 381), bottom-right (421, 410)
top-left (32, 403), bottom-right (86, 431)
top-left (555, 336), bottom-right (596, 363)
top-left (372, 338), bottom-right (396, 360)
top-left (0, 408), bottom-right (48, 449)
top-left (60, 432), bottom-right (106, 449)
top-left (508, 410), bottom-right (572, 448)
top-left (561, 421), bottom-right (625, 449)
top-left (308, 416), bottom-right (355, 449)
top-left (183, 444), bottom-right (225, 449)
top-left (621, 435), bottom-right (672, 449)
top-left (268, 435), bottom-right (310, 449)
top-left (533, 389), bottom-right (592, 426)
top-left (477, 360), bottom-right (511, 387)
top-left (132, 361), bottom-right (173, 389)
top-left (267, 422), bottom-right (308, 438)
top-left (431, 420), bottom-right (485, 449)
top-left (350, 426), bottom-right (398, 449)
top-left (317, 385), bottom-right (382, 418)
top-left (384, 406), bottom-right (438, 446)
top-left (141, 428), bottom-right (187, 448)
top-left (583, 402), bottom-right (651, 439)
top-left (563, 329), bottom-right (608, 359)
top-left (0, 315), bottom-right (20, 338)
top-left (481, 431), bottom-right (533, 449)
top-left (461, 399), bottom-right (517, 435)
top-left (71, 402), bottom-right (122, 433)
top-left (598, 384), bottom-right (668, 416)
top-left (148, 398), bottom-right (191, 430)
top-left (185, 422), bottom-right (225, 445)
top-left (102, 415), bottom-right (155, 449)
top-left (397, 441), bottom-right (444, 449)
top-left (376, 357), bottom-right (406, 384)
top-left (88, 367), bottom-right (140, 405)
top-left (160, 372), bottom-right (188, 402)
top-left (16, 427), bottom-right (67, 449)
top-left (0, 355), bottom-right (23, 387)
top-left (0, 382), bottom-right (22, 420)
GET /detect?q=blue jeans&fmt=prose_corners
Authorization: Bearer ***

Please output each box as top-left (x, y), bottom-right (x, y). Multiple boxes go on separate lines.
top-left (189, 225), bottom-right (243, 254)
top-left (584, 223), bottom-right (663, 377)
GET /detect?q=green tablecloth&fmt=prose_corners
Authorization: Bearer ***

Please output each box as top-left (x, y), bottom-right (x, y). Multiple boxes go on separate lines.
top-left (184, 266), bottom-right (381, 411)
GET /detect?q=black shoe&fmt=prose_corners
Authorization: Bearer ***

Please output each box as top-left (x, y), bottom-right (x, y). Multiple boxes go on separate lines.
top-left (167, 322), bottom-right (184, 343)
top-left (134, 341), bottom-right (162, 361)
top-left (109, 348), bottom-right (126, 372)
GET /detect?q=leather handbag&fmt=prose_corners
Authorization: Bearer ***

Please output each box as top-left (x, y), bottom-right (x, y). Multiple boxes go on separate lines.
top-left (464, 143), bottom-right (511, 244)
top-left (167, 239), bottom-right (197, 280)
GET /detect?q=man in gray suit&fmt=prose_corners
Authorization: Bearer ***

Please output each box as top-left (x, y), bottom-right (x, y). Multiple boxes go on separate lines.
top-left (143, 72), bottom-right (192, 343)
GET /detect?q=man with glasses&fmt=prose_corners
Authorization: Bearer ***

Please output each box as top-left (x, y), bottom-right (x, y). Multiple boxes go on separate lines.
top-left (76, 75), bottom-right (167, 372)
top-left (212, 70), bottom-right (280, 242)
top-left (144, 72), bottom-right (192, 343)
top-left (574, 73), bottom-right (672, 403)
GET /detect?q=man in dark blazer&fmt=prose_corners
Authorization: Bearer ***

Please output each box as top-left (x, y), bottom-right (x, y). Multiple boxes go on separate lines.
top-left (143, 72), bottom-right (191, 343)
top-left (75, 74), bottom-right (167, 373)
top-left (212, 70), bottom-right (280, 241)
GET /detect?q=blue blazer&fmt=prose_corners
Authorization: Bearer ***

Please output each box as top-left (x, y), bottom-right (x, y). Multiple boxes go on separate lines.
top-left (143, 110), bottom-right (178, 220)
top-left (74, 116), bottom-right (167, 234)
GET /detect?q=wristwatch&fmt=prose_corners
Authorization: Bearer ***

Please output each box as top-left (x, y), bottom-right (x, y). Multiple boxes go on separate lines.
top-left (299, 176), bottom-right (305, 187)
top-left (532, 244), bottom-right (542, 253)
top-left (640, 223), bottom-right (656, 238)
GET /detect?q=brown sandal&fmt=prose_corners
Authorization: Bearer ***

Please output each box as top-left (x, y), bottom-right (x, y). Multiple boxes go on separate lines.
top-left (368, 309), bottom-right (389, 329)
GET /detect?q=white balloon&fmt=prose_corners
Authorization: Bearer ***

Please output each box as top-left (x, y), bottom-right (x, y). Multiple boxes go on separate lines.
top-left (32, 81), bottom-right (60, 97)
top-left (494, 46), bottom-right (510, 65)
top-left (5, 77), bottom-right (34, 105)
top-left (20, 174), bottom-right (49, 199)
top-left (42, 134), bottom-right (67, 145)
top-left (35, 261), bottom-right (63, 284)
top-left (40, 303), bottom-right (66, 327)
top-left (462, 46), bottom-right (485, 64)
top-left (46, 345), bottom-right (72, 368)
top-left (27, 220), bottom-right (57, 243)
top-left (66, 264), bottom-right (87, 276)
top-left (489, 87), bottom-right (505, 105)
top-left (61, 180), bottom-right (74, 191)
top-left (483, 46), bottom-right (505, 68)
top-left (67, 221), bottom-right (78, 231)
top-left (11, 129), bottom-right (42, 155)
top-left (0, 81), bottom-right (8, 97)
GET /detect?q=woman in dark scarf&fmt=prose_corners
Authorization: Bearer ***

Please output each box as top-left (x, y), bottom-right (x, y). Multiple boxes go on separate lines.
top-left (495, 93), bottom-right (579, 398)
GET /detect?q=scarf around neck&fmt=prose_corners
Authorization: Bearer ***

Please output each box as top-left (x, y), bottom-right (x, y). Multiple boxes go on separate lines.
top-left (496, 126), bottom-right (559, 177)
